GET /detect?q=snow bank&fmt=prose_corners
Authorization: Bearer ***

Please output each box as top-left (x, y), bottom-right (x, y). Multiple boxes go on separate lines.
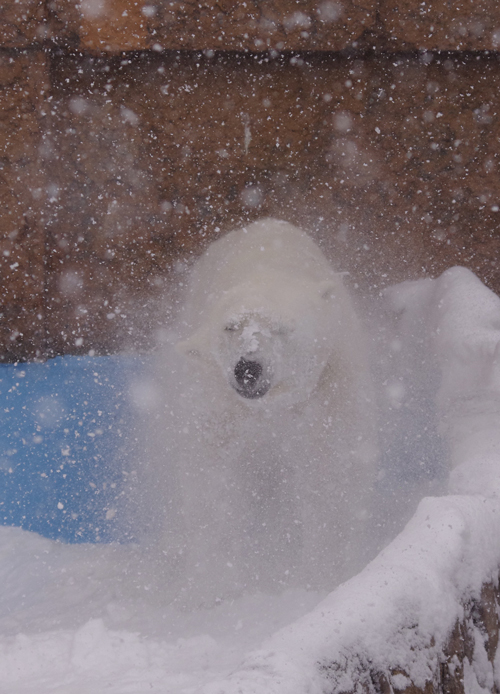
top-left (203, 494), bottom-right (500, 694)
top-left (0, 524), bottom-right (325, 693)
top-left (384, 266), bottom-right (500, 497)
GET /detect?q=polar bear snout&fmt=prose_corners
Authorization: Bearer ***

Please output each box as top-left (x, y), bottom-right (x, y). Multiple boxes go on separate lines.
top-left (233, 357), bottom-right (271, 399)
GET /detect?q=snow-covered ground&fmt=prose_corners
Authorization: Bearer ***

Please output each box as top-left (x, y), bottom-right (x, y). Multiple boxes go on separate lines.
top-left (0, 525), bottom-right (325, 692)
top-left (0, 265), bottom-right (500, 692)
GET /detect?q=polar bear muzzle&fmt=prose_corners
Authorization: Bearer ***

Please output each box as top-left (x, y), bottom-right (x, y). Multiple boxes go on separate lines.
top-left (233, 357), bottom-right (271, 399)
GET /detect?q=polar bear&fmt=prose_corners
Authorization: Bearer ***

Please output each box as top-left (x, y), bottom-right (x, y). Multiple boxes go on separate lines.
top-left (152, 218), bottom-right (377, 606)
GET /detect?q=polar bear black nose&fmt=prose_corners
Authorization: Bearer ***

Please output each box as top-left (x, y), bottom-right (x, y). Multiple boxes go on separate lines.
top-left (233, 358), bottom-right (270, 399)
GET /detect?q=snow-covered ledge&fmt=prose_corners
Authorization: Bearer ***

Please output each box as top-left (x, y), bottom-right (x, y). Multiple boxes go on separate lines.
top-left (204, 267), bottom-right (500, 694)
top-left (203, 494), bottom-right (500, 694)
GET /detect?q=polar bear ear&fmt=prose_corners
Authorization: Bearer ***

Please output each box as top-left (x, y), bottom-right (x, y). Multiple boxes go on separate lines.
top-left (176, 330), bottom-right (205, 359)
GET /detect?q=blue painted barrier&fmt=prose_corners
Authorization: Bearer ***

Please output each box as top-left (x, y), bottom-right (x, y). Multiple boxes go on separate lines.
top-left (0, 356), bottom-right (146, 543)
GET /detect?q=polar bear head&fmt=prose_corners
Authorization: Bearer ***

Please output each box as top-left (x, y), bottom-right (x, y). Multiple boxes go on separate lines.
top-left (176, 219), bottom-right (357, 407)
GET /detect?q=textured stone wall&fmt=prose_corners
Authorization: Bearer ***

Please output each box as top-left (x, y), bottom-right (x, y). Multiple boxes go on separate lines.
top-left (321, 580), bottom-right (500, 694)
top-left (1, 2), bottom-right (500, 360)
top-left (3, 0), bottom-right (500, 53)
top-left (0, 50), bottom-right (48, 361)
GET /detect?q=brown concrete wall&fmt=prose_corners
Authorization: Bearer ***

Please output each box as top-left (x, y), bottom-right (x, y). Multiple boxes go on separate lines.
top-left (1, 2), bottom-right (500, 360)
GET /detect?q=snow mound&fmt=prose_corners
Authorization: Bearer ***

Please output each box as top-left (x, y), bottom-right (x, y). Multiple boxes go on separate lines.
top-left (0, 525), bottom-right (325, 693)
top-left (204, 494), bottom-right (500, 694)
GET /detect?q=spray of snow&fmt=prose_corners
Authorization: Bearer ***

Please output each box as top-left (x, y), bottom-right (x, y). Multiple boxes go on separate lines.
top-left (1, 242), bottom-right (500, 691)
top-left (137, 219), bottom-right (378, 608)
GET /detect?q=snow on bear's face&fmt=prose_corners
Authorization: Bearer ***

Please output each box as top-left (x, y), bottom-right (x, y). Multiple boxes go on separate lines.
top-left (176, 218), bottom-right (349, 407)
top-left (214, 275), bottom-right (340, 403)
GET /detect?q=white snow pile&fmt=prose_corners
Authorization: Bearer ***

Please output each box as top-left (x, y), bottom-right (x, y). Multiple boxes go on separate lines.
top-left (0, 265), bottom-right (500, 693)
top-left (0, 527), bottom-right (324, 692)
top-left (203, 495), bottom-right (500, 694)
